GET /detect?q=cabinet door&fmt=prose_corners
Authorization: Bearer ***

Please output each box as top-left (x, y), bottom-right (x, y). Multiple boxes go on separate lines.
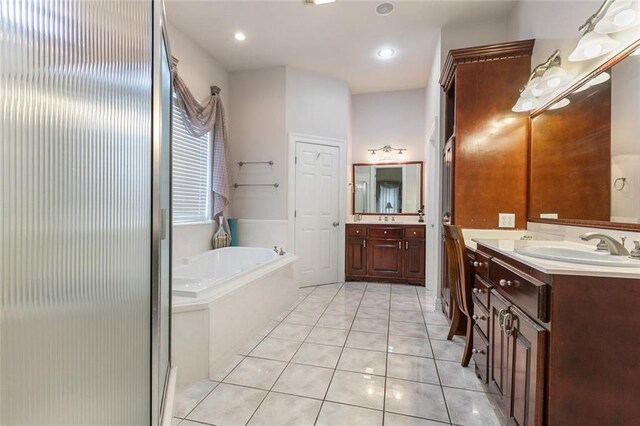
top-left (507, 306), bottom-right (547, 426)
top-left (346, 238), bottom-right (367, 276)
top-left (367, 238), bottom-right (403, 278)
top-left (489, 290), bottom-right (510, 400)
top-left (404, 239), bottom-right (425, 280)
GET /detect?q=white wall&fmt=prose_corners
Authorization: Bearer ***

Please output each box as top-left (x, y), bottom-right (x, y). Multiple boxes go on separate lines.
top-left (286, 67), bottom-right (350, 141)
top-left (351, 89), bottom-right (426, 163)
top-left (228, 66), bottom-right (288, 221)
top-left (167, 23), bottom-right (230, 260)
top-left (610, 56), bottom-right (640, 223)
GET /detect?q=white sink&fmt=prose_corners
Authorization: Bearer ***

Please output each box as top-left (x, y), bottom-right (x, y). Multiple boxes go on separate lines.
top-left (515, 245), bottom-right (640, 268)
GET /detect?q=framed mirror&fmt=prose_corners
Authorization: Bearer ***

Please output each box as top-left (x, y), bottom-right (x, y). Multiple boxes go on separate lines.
top-left (353, 161), bottom-right (423, 215)
top-left (529, 42), bottom-right (640, 230)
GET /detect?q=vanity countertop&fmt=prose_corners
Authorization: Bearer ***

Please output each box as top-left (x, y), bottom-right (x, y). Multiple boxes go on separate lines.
top-left (473, 238), bottom-right (640, 279)
top-left (346, 220), bottom-right (427, 226)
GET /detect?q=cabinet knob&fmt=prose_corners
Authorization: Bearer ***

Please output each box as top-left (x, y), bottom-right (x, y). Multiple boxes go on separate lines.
top-left (413, 231), bottom-right (417, 235)
top-left (384, 231), bottom-right (388, 234)
top-left (472, 349), bottom-right (485, 355)
top-left (473, 261), bottom-right (487, 267)
top-left (499, 279), bottom-right (512, 287)
top-left (472, 314), bottom-right (486, 321)
top-left (472, 288), bottom-right (485, 294)
top-left (356, 230), bottom-right (359, 234)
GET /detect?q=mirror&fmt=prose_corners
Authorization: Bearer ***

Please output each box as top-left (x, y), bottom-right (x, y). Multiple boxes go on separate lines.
top-left (353, 161), bottom-right (423, 214)
top-left (530, 48), bottom-right (640, 228)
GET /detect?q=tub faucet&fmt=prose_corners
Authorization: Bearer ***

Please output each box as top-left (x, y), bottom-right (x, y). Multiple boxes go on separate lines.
top-left (579, 232), bottom-right (630, 256)
top-left (278, 247), bottom-right (286, 256)
top-left (274, 246), bottom-right (279, 253)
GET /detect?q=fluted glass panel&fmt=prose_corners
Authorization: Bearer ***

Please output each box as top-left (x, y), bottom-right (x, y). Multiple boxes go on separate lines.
top-left (0, 0), bottom-right (152, 424)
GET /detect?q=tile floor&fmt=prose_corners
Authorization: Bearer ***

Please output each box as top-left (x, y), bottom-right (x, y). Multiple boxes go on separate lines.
top-left (172, 282), bottom-right (504, 426)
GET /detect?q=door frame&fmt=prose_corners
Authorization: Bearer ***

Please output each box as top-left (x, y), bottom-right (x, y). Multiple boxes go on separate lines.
top-left (287, 133), bottom-right (347, 284)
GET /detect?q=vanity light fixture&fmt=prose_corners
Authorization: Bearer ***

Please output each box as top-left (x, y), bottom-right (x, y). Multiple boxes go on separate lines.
top-left (569, 0), bottom-right (621, 61)
top-left (512, 50), bottom-right (573, 112)
top-left (594, 0), bottom-right (640, 34)
top-left (573, 71), bottom-right (611, 93)
top-left (549, 98), bottom-right (571, 110)
top-left (368, 145), bottom-right (407, 161)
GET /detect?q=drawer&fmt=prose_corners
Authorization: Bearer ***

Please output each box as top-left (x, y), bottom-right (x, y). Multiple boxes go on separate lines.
top-left (404, 227), bottom-right (425, 239)
top-left (472, 325), bottom-right (489, 384)
top-left (347, 225), bottom-right (367, 237)
top-left (369, 227), bottom-right (403, 239)
top-left (473, 250), bottom-right (491, 280)
top-left (472, 295), bottom-right (490, 339)
top-left (473, 275), bottom-right (491, 310)
top-left (489, 257), bottom-right (549, 323)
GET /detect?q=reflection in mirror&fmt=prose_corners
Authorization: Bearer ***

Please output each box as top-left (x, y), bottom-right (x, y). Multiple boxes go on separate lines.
top-left (530, 51), bottom-right (639, 225)
top-left (353, 162), bottom-right (423, 214)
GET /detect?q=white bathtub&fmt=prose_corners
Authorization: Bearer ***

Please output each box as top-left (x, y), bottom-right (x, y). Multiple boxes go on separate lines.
top-left (173, 247), bottom-right (281, 298)
top-left (171, 246), bottom-right (298, 386)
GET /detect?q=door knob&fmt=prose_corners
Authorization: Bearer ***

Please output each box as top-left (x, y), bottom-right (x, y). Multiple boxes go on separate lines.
top-left (333, 221), bottom-right (339, 227)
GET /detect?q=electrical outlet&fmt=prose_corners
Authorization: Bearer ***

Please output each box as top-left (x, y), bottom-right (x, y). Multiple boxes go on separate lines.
top-left (499, 213), bottom-right (516, 228)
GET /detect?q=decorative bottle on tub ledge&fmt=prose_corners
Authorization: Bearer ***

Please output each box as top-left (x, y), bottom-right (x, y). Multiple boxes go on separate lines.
top-left (212, 215), bottom-right (231, 249)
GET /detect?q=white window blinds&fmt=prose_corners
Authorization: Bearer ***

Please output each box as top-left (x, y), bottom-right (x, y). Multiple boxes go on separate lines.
top-left (172, 101), bottom-right (211, 224)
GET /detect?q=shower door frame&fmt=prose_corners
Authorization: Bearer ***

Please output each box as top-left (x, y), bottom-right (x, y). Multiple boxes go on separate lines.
top-left (152, 1), bottom-right (173, 424)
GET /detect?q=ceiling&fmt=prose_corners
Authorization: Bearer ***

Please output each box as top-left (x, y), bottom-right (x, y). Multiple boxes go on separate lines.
top-left (165, 0), bottom-right (517, 94)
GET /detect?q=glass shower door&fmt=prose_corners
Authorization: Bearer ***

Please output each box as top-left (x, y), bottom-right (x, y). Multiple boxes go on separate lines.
top-left (1, 0), bottom-right (154, 424)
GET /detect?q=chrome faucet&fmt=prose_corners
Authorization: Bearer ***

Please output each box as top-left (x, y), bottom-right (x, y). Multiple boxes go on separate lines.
top-left (579, 233), bottom-right (630, 256)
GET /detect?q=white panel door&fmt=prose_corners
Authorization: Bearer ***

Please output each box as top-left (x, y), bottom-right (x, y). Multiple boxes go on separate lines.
top-left (295, 142), bottom-right (340, 287)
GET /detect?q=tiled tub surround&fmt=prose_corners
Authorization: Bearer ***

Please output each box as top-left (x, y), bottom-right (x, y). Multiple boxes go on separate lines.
top-left (173, 282), bottom-right (503, 425)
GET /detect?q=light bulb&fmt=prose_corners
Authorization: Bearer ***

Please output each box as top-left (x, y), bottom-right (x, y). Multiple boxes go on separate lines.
top-left (396, 150), bottom-right (406, 161)
top-left (369, 151), bottom-right (377, 162)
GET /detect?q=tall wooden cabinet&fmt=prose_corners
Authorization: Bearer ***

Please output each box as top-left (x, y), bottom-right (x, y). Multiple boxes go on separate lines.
top-left (345, 223), bottom-right (425, 286)
top-left (439, 40), bottom-right (534, 318)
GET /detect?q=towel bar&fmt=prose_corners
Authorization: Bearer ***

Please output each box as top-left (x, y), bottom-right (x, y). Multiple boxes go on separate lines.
top-left (233, 183), bottom-right (279, 188)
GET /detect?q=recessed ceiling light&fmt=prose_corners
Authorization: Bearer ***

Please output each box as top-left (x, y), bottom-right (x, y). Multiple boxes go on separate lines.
top-left (376, 2), bottom-right (394, 16)
top-left (377, 48), bottom-right (395, 58)
top-left (234, 32), bottom-right (246, 41)
top-left (303, 0), bottom-right (335, 5)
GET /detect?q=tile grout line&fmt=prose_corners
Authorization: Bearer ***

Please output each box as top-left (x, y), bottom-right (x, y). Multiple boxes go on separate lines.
top-left (417, 285), bottom-right (454, 425)
top-left (180, 286), bottom-right (316, 425)
top-left (381, 283), bottom-right (394, 426)
top-left (244, 282), bottom-right (346, 426)
top-left (313, 281), bottom-right (369, 426)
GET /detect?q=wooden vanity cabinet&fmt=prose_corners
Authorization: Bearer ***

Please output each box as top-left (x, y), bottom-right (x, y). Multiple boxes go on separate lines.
top-left (345, 223), bottom-right (425, 285)
top-left (475, 241), bottom-right (640, 425)
top-left (489, 290), bottom-right (546, 426)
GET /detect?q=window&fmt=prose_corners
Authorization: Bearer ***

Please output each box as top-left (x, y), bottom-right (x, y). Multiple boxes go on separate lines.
top-left (172, 100), bottom-right (211, 224)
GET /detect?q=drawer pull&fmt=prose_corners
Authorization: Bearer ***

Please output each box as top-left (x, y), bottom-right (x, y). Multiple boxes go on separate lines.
top-left (398, 241), bottom-right (402, 249)
top-left (472, 314), bottom-right (486, 321)
top-left (405, 241), bottom-right (409, 249)
top-left (472, 288), bottom-right (486, 294)
top-left (473, 261), bottom-right (488, 267)
top-left (362, 240), bottom-right (366, 248)
top-left (499, 279), bottom-right (512, 287)
top-left (472, 349), bottom-right (485, 355)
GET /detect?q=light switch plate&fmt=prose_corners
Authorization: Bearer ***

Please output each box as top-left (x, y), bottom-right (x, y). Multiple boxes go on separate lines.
top-left (499, 213), bottom-right (516, 228)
